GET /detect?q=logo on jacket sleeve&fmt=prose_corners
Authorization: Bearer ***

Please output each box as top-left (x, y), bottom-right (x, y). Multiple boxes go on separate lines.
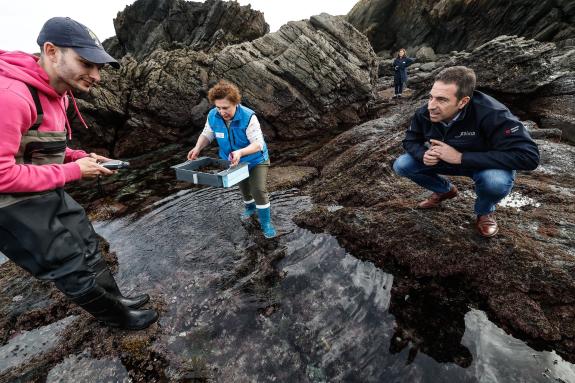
top-left (504, 124), bottom-right (522, 136)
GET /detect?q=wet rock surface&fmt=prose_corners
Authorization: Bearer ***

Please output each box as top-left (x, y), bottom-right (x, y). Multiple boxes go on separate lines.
top-left (347, 0), bottom-right (575, 54)
top-left (0, 316), bottom-right (77, 381)
top-left (0, 263), bottom-right (71, 347)
top-left (46, 353), bottom-right (130, 383)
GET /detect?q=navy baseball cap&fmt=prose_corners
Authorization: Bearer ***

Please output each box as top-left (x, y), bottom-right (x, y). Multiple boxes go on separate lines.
top-left (37, 17), bottom-right (120, 68)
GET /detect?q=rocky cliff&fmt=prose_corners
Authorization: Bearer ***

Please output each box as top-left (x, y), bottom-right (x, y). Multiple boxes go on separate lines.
top-left (347, 0), bottom-right (575, 55)
top-left (71, 1), bottom-right (377, 157)
top-left (103, 0), bottom-right (269, 59)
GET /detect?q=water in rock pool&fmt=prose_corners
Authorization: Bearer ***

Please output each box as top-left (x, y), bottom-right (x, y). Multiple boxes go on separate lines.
top-left (7, 186), bottom-right (570, 382)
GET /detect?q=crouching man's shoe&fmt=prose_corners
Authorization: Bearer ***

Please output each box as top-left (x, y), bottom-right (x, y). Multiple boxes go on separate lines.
top-left (476, 213), bottom-right (499, 238)
top-left (418, 185), bottom-right (458, 209)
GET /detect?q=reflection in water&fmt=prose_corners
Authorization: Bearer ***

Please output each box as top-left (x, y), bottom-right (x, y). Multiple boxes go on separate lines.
top-left (463, 310), bottom-right (575, 383)
top-left (0, 251), bottom-right (7, 266)
top-left (388, 283), bottom-right (473, 368)
top-left (92, 187), bottom-right (575, 382)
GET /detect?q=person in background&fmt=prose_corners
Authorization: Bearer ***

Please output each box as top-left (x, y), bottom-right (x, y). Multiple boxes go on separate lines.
top-left (187, 80), bottom-right (277, 238)
top-left (0, 17), bottom-right (158, 330)
top-left (393, 66), bottom-right (539, 237)
top-left (393, 48), bottom-right (415, 98)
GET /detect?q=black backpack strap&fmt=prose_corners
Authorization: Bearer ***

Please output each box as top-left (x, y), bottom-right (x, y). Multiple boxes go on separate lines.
top-left (25, 84), bottom-right (44, 130)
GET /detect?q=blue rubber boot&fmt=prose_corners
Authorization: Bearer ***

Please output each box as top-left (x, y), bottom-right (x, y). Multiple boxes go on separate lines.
top-left (240, 201), bottom-right (257, 220)
top-left (257, 206), bottom-right (277, 238)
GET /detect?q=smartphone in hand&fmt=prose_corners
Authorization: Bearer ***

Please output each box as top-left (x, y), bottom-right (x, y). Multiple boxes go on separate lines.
top-left (101, 160), bottom-right (130, 170)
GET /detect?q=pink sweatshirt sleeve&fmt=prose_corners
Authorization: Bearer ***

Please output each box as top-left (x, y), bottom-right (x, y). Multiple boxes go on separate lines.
top-left (65, 147), bottom-right (88, 162)
top-left (0, 89), bottom-right (82, 193)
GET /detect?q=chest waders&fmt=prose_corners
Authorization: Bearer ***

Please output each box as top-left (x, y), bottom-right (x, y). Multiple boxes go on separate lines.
top-left (0, 85), bottom-right (157, 330)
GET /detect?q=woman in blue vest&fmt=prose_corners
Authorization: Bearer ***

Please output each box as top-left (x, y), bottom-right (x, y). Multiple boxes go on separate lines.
top-left (393, 48), bottom-right (415, 98)
top-left (187, 80), bottom-right (276, 238)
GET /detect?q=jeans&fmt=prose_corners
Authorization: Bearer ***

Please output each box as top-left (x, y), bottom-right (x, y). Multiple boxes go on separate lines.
top-left (394, 81), bottom-right (404, 95)
top-left (393, 153), bottom-right (515, 216)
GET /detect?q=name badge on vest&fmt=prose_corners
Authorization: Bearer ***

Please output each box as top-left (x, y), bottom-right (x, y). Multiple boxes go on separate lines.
top-left (215, 132), bottom-right (225, 138)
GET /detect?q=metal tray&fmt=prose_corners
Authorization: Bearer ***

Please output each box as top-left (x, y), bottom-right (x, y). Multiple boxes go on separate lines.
top-left (172, 157), bottom-right (249, 188)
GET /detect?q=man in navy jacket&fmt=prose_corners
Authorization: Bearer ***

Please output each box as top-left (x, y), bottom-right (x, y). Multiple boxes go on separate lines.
top-left (393, 66), bottom-right (539, 237)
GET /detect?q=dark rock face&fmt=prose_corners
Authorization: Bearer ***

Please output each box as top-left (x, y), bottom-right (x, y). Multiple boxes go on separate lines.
top-left (109, 50), bottom-right (212, 157)
top-left (468, 38), bottom-right (574, 144)
top-left (211, 14), bottom-right (377, 139)
top-left (347, 0), bottom-right (575, 54)
top-left (103, 0), bottom-right (269, 60)
top-left (530, 95), bottom-right (575, 143)
top-left (459, 37), bottom-right (574, 95)
top-left (72, 10), bottom-right (377, 157)
top-left (402, 35), bottom-right (573, 97)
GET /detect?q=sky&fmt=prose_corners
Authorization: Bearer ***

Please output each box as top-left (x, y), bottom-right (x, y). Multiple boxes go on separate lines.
top-left (0, 0), bottom-right (359, 54)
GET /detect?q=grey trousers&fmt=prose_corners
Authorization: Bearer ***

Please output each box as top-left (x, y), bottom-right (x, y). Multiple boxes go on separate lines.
top-left (238, 160), bottom-right (270, 206)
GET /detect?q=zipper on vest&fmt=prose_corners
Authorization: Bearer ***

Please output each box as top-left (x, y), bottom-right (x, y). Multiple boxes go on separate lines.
top-left (226, 124), bottom-right (235, 150)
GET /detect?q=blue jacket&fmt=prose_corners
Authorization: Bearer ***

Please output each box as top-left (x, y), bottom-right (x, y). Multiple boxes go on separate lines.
top-left (393, 57), bottom-right (414, 84)
top-left (402, 91), bottom-right (539, 171)
top-left (207, 104), bottom-right (269, 169)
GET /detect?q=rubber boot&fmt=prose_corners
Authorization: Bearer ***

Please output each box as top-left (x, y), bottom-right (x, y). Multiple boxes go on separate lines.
top-left (240, 201), bottom-right (257, 221)
top-left (72, 285), bottom-right (158, 330)
top-left (94, 264), bottom-right (150, 309)
top-left (257, 206), bottom-right (277, 239)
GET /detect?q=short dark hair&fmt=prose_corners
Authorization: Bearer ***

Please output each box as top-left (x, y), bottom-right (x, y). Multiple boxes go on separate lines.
top-left (434, 66), bottom-right (476, 100)
top-left (208, 80), bottom-right (241, 104)
top-left (38, 44), bottom-right (69, 54)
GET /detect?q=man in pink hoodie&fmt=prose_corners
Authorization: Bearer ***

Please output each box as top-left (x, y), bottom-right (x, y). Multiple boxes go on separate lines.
top-left (0, 17), bottom-right (158, 330)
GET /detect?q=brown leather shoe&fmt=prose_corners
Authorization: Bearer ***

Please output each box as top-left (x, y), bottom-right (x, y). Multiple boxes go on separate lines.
top-left (476, 213), bottom-right (499, 237)
top-left (417, 185), bottom-right (458, 209)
